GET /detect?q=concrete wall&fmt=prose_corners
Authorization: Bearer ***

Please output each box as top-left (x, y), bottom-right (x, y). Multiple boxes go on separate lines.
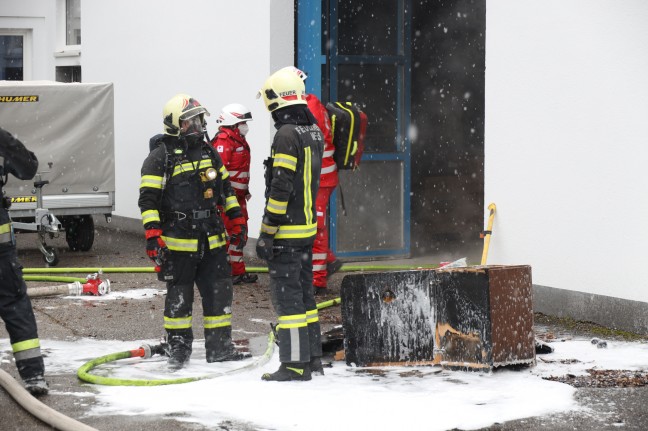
top-left (2, 0), bottom-right (294, 235)
top-left (485, 0), bottom-right (648, 327)
top-left (82, 0), bottom-right (293, 236)
top-left (0, 0), bottom-right (58, 80)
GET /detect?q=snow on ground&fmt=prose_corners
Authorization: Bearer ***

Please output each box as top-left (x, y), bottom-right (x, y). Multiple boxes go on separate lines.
top-left (2, 288), bottom-right (648, 430)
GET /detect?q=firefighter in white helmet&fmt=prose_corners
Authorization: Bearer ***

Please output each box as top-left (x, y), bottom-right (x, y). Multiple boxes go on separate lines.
top-left (138, 94), bottom-right (249, 370)
top-left (256, 67), bottom-right (325, 381)
top-left (211, 103), bottom-right (258, 285)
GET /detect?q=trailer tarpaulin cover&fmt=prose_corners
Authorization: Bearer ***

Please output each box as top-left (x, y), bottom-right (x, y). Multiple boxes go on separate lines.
top-left (0, 81), bottom-right (115, 196)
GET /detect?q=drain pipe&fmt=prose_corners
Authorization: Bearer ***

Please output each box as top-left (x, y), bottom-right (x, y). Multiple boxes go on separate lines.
top-left (0, 369), bottom-right (98, 431)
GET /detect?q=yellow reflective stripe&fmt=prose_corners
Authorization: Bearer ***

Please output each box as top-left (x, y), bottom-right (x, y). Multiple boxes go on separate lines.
top-left (225, 195), bottom-right (239, 211)
top-left (335, 102), bottom-right (356, 165)
top-left (276, 313), bottom-right (307, 329)
top-left (204, 314), bottom-right (232, 329)
top-left (208, 233), bottom-right (227, 249)
top-left (164, 316), bottom-right (193, 330)
top-left (172, 161), bottom-right (197, 177)
top-left (219, 165), bottom-right (229, 180)
top-left (12, 338), bottom-right (40, 353)
top-left (303, 147), bottom-right (313, 225)
top-left (141, 209), bottom-right (160, 225)
top-left (260, 223), bottom-right (278, 235)
top-left (199, 159), bottom-right (213, 169)
top-left (0, 223), bottom-right (10, 243)
top-left (275, 223), bottom-right (317, 239)
top-left (306, 308), bottom-right (319, 324)
top-left (140, 175), bottom-right (163, 189)
top-left (273, 153), bottom-right (297, 171)
top-left (161, 236), bottom-right (198, 252)
top-left (266, 198), bottom-right (288, 215)
top-left (286, 366), bottom-right (305, 376)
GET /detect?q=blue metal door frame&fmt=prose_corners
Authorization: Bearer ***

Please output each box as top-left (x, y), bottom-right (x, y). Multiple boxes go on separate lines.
top-left (297, 0), bottom-right (412, 259)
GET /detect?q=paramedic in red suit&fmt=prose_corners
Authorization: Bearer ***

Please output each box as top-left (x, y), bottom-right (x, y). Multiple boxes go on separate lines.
top-left (211, 104), bottom-right (258, 284)
top-left (306, 93), bottom-right (343, 294)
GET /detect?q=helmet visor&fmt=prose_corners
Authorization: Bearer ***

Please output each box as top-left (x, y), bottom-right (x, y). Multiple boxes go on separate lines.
top-left (181, 116), bottom-right (204, 137)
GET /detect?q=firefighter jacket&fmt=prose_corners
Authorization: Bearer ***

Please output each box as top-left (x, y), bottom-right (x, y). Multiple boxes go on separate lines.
top-left (260, 106), bottom-right (324, 246)
top-left (138, 136), bottom-right (242, 253)
top-left (211, 127), bottom-right (251, 197)
top-left (0, 128), bottom-right (39, 251)
top-left (306, 94), bottom-right (338, 188)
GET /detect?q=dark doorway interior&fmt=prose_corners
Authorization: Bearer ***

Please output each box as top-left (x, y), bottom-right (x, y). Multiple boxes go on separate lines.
top-left (410, 0), bottom-right (485, 262)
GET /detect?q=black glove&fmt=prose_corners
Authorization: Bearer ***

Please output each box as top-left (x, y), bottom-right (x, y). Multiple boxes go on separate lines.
top-left (229, 219), bottom-right (247, 251)
top-left (256, 233), bottom-right (275, 261)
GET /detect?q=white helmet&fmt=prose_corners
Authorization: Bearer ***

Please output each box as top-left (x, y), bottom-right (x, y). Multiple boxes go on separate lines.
top-left (257, 66), bottom-right (307, 112)
top-left (216, 103), bottom-right (253, 127)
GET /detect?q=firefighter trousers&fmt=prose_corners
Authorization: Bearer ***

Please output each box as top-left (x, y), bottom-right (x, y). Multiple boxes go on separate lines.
top-left (268, 245), bottom-right (322, 363)
top-left (162, 242), bottom-right (236, 362)
top-left (0, 247), bottom-right (45, 382)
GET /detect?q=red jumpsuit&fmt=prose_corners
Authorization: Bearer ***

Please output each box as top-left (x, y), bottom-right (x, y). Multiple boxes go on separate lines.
top-left (212, 127), bottom-right (251, 277)
top-left (306, 94), bottom-right (339, 289)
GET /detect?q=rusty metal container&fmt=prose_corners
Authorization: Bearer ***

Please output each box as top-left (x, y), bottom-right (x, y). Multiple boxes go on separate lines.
top-left (340, 265), bottom-right (535, 369)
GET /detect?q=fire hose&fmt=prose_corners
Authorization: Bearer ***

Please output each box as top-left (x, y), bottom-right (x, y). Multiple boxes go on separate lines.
top-left (26, 273), bottom-right (111, 298)
top-left (77, 298), bottom-right (341, 386)
top-left (23, 264), bottom-right (444, 274)
top-left (0, 369), bottom-right (98, 431)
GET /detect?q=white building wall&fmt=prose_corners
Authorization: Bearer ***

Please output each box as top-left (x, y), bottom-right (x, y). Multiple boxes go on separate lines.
top-left (485, 0), bottom-right (648, 303)
top-left (81, 0), bottom-right (294, 235)
top-left (0, 0), bottom-right (58, 80)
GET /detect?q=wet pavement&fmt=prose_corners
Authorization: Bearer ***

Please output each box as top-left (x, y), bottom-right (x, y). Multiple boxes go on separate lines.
top-left (1, 225), bottom-right (648, 430)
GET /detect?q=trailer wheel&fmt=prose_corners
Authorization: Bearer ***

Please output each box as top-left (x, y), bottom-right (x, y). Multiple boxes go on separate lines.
top-left (43, 246), bottom-right (59, 266)
top-left (66, 216), bottom-right (95, 251)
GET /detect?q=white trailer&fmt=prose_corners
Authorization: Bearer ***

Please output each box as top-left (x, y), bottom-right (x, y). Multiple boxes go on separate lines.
top-left (0, 81), bottom-right (115, 263)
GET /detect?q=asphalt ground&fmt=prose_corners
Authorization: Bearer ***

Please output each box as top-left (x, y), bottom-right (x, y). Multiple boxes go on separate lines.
top-left (1, 225), bottom-right (648, 430)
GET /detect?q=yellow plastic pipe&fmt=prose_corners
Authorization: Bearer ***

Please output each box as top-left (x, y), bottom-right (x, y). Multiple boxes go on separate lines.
top-left (480, 203), bottom-right (497, 265)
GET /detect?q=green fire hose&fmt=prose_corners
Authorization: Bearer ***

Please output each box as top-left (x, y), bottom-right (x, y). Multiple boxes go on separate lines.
top-left (24, 264), bottom-right (439, 275)
top-left (77, 298), bottom-right (342, 386)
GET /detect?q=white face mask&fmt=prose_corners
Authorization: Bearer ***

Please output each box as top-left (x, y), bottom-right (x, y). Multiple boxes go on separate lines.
top-left (238, 123), bottom-right (249, 136)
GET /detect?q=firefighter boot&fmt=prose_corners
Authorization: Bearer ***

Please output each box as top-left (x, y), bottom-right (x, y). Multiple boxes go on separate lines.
top-left (24, 375), bottom-right (49, 397)
top-left (261, 363), bottom-right (312, 382)
top-left (205, 327), bottom-right (251, 362)
top-left (167, 334), bottom-right (192, 371)
top-left (310, 356), bottom-right (325, 376)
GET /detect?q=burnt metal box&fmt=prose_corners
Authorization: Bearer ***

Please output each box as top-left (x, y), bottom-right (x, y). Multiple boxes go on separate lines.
top-left (340, 265), bottom-right (535, 369)
top-left (341, 270), bottom-right (436, 367)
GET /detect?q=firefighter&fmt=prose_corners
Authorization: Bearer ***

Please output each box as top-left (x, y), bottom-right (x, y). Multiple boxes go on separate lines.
top-left (138, 94), bottom-right (249, 370)
top-left (211, 103), bottom-right (258, 285)
top-left (256, 67), bottom-right (324, 381)
top-left (282, 67), bottom-right (342, 294)
top-left (0, 127), bottom-right (48, 396)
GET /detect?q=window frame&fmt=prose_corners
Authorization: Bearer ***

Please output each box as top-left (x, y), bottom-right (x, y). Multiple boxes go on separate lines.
top-left (0, 29), bottom-right (32, 80)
